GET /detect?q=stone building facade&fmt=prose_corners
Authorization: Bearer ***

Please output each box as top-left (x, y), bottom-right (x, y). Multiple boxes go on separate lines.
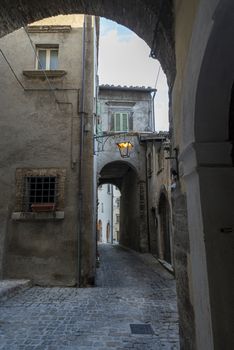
top-left (96, 85), bottom-right (156, 252)
top-left (0, 14), bottom-right (99, 286)
top-left (141, 133), bottom-right (174, 271)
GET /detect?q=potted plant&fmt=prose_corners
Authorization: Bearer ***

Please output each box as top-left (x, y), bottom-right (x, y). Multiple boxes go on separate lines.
top-left (31, 203), bottom-right (55, 212)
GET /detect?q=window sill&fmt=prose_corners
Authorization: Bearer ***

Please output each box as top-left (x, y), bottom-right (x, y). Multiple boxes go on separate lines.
top-left (11, 211), bottom-right (64, 221)
top-left (23, 70), bottom-right (67, 79)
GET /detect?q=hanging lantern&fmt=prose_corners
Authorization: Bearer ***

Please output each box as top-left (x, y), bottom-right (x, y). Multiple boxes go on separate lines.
top-left (116, 141), bottom-right (133, 158)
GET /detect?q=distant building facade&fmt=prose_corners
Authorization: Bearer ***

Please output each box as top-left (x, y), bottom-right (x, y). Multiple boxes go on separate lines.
top-left (96, 85), bottom-right (156, 253)
top-left (96, 85), bottom-right (174, 267)
top-left (97, 184), bottom-right (120, 244)
top-left (141, 133), bottom-right (174, 270)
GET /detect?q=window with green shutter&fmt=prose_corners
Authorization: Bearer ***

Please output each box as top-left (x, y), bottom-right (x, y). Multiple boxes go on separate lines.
top-left (112, 112), bottom-right (129, 131)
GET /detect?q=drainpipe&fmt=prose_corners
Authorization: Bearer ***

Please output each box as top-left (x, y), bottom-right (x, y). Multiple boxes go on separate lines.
top-left (111, 185), bottom-right (114, 244)
top-left (77, 15), bottom-right (87, 287)
top-left (145, 143), bottom-right (151, 252)
top-left (152, 91), bottom-right (156, 131)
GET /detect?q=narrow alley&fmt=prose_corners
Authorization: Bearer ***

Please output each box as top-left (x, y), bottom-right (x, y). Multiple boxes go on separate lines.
top-left (0, 244), bottom-right (179, 350)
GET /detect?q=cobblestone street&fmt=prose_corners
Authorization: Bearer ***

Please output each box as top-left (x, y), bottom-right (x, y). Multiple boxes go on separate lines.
top-left (0, 244), bottom-right (179, 349)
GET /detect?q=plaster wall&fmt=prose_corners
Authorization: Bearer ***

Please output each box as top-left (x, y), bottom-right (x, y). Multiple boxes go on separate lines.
top-left (146, 141), bottom-right (173, 262)
top-left (97, 89), bottom-right (153, 180)
top-left (0, 15), bottom-right (98, 286)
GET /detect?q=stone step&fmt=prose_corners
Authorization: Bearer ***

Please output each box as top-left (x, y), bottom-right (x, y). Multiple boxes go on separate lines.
top-left (0, 279), bottom-right (32, 301)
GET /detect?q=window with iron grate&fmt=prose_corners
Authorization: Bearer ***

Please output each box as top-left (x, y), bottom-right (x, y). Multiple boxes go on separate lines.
top-left (23, 176), bottom-right (58, 212)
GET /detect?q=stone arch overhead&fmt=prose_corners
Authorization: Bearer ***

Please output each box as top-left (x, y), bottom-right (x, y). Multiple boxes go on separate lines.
top-left (99, 160), bottom-right (138, 175)
top-left (0, 0), bottom-right (175, 87)
top-left (99, 160), bottom-right (139, 189)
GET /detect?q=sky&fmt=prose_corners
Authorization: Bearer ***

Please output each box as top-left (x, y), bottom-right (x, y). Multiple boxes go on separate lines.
top-left (98, 18), bottom-right (169, 131)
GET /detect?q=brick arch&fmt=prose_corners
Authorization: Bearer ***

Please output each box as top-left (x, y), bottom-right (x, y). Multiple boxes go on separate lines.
top-left (0, 0), bottom-right (175, 86)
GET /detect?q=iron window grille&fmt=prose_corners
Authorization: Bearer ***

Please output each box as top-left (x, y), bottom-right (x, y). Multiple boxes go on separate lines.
top-left (23, 176), bottom-right (58, 212)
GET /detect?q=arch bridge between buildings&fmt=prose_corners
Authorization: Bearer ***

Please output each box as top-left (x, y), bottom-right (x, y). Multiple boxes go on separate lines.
top-left (99, 161), bottom-right (148, 252)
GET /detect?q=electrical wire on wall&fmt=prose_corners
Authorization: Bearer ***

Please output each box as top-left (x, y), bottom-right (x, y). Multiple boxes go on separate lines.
top-left (23, 26), bottom-right (60, 103)
top-left (0, 25), bottom-right (79, 106)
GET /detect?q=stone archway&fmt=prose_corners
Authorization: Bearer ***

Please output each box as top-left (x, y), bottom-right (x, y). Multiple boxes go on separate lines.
top-left (99, 160), bottom-right (148, 252)
top-left (0, 0), bottom-right (175, 87)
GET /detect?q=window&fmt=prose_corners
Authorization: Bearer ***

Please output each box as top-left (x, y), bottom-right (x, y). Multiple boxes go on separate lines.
top-left (23, 176), bottom-right (57, 211)
top-left (101, 203), bottom-right (104, 213)
top-left (111, 112), bottom-right (129, 132)
top-left (116, 198), bottom-right (120, 207)
top-left (14, 168), bottom-right (66, 215)
top-left (36, 46), bottom-right (58, 70)
top-left (107, 184), bottom-right (111, 193)
top-left (116, 214), bottom-right (120, 223)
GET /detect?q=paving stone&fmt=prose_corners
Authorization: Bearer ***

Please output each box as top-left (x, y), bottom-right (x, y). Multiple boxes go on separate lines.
top-left (0, 244), bottom-right (179, 349)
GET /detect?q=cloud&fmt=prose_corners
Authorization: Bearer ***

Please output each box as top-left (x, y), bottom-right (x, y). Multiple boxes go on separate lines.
top-left (98, 19), bottom-right (169, 131)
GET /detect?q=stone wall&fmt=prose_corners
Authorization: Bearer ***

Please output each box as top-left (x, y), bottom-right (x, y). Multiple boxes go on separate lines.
top-left (0, 15), bottom-right (98, 286)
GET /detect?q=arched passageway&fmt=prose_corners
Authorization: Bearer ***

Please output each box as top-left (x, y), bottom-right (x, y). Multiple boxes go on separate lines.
top-left (99, 161), bottom-right (148, 252)
top-left (158, 192), bottom-right (172, 264)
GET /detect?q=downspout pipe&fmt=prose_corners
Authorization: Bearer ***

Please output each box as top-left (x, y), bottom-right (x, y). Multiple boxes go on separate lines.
top-left (145, 143), bottom-right (151, 252)
top-left (77, 15), bottom-right (87, 287)
top-left (152, 91), bottom-right (156, 131)
top-left (111, 185), bottom-right (114, 244)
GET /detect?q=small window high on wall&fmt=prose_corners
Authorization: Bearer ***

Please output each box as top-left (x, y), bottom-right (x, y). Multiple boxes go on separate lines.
top-left (111, 112), bottom-right (129, 132)
top-left (36, 45), bottom-right (59, 70)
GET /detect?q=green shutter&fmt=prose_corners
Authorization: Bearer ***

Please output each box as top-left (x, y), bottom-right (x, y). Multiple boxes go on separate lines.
top-left (122, 113), bottom-right (128, 131)
top-left (115, 113), bottom-right (121, 131)
top-left (110, 113), bottom-right (115, 131)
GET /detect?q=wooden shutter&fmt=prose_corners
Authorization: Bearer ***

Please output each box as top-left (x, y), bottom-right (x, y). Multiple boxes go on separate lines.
top-left (110, 113), bottom-right (115, 131)
top-left (129, 112), bottom-right (133, 131)
top-left (122, 113), bottom-right (128, 131)
top-left (115, 113), bottom-right (121, 131)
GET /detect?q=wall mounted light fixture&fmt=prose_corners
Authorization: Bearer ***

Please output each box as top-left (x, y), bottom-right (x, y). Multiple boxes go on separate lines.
top-left (116, 141), bottom-right (133, 158)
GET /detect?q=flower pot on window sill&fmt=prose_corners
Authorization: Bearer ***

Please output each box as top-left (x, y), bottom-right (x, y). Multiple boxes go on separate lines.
top-left (31, 203), bottom-right (55, 212)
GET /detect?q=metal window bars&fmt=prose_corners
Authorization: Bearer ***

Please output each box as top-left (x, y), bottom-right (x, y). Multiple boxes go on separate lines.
top-left (22, 176), bottom-right (58, 212)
